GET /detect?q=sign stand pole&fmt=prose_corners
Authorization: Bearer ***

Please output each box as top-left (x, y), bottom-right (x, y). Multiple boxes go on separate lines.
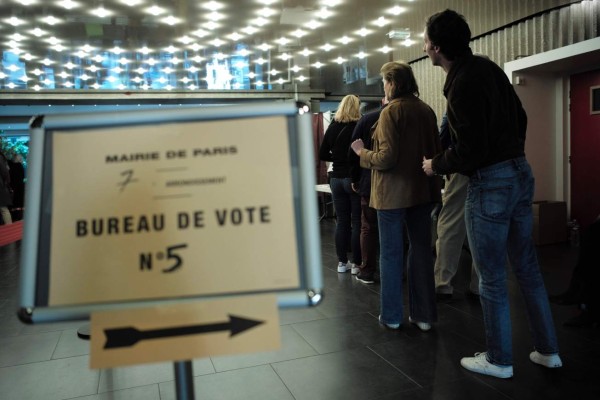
top-left (174, 360), bottom-right (195, 400)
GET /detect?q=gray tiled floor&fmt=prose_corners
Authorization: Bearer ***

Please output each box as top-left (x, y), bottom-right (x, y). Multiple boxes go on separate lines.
top-left (0, 219), bottom-right (599, 399)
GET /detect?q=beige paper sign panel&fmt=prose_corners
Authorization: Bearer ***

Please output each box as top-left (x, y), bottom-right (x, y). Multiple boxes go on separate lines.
top-left (49, 116), bottom-right (299, 306)
top-left (90, 294), bottom-right (280, 369)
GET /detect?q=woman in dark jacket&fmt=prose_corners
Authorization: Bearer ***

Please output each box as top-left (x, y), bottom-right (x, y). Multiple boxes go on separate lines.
top-left (319, 94), bottom-right (362, 273)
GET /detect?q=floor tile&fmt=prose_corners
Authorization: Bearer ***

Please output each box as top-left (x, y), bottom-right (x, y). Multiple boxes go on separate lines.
top-left (290, 312), bottom-right (404, 354)
top-left (211, 325), bottom-right (317, 371)
top-left (69, 384), bottom-right (160, 400)
top-left (159, 364), bottom-right (294, 400)
top-left (52, 328), bottom-right (91, 359)
top-left (374, 376), bottom-right (510, 400)
top-left (0, 355), bottom-right (99, 400)
top-left (0, 330), bottom-right (61, 367)
top-left (272, 347), bottom-right (419, 400)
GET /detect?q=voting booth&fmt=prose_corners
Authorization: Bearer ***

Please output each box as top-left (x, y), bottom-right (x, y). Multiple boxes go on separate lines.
top-left (18, 102), bottom-right (323, 399)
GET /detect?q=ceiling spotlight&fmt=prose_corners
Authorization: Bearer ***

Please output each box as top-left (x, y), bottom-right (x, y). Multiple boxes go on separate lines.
top-left (299, 48), bottom-right (313, 57)
top-left (333, 57), bottom-right (346, 64)
top-left (242, 26), bottom-right (259, 35)
top-left (356, 28), bottom-right (371, 37)
top-left (321, 43), bottom-right (334, 51)
top-left (91, 6), bottom-right (112, 18)
top-left (379, 45), bottom-right (393, 53)
top-left (312, 61), bottom-right (324, 68)
top-left (202, 1), bottom-right (224, 11)
top-left (58, 0), bottom-right (79, 9)
top-left (146, 5), bottom-right (165, 16)
top-left (30, 27), bottom-right (47, 37)
top-left (338, 36), bottom-right (352, 44)
top-left (373, 16), bottom-right (389, 27)
top-left (388, 6), bottom-right (406, 16)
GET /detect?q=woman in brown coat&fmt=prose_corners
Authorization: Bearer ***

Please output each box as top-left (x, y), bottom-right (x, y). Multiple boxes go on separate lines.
top-left (351, 61), bottom-right (442, 330)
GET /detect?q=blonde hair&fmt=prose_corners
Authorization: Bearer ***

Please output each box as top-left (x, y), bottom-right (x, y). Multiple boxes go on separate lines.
top-left (334, 94), bottom-right (361, 123)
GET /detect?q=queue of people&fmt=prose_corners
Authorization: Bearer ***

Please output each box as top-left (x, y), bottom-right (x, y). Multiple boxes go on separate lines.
top-left (320, 8), bottom-right (563, 380)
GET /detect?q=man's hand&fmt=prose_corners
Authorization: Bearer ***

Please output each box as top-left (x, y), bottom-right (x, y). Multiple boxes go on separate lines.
top-left (422, 156), bottom-right (435, 176)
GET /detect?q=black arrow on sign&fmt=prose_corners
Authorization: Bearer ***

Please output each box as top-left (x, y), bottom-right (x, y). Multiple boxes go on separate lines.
top-left (103, 314), bottom-right (264, 349)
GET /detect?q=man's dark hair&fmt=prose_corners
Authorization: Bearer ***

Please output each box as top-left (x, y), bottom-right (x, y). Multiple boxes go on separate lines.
top-left (426, 9), bottom-right (471, 61)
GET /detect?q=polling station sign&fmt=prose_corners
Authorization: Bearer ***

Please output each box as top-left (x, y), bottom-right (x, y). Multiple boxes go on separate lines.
top-left (46, 115), bottom-right (300, 306)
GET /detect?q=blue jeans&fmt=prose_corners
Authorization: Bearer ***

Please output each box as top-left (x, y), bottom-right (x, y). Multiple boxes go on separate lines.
top-left (465, 157), bottom-right (559, 366)
top-left (377, 204), bottom-right (437, 326)
top-left (330, 177), bottom-right (362, 264)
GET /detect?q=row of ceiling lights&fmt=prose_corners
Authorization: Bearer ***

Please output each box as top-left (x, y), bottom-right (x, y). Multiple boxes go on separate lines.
top-left (1, 0), bottom-right (419, 90)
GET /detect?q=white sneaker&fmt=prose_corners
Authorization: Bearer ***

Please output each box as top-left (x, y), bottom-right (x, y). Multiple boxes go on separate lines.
top-left (409, 316), bottom-right (431, 332)
top-left (460, 352), bottom-right (513, 379)
top-left (337, 262), bottom-right (350, 273)
top-left (378, 315), bottom-right (400, 330)
top-left (350, 263), bottom-right (361, 275)
top-left (529, 351), bottom-right (562, 368)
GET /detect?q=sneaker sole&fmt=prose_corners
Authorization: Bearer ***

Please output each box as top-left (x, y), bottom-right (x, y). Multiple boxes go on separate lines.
top-left (460, 359), bottom-right (513, 379)
top-left (356, 276), bottom-right (374, 284)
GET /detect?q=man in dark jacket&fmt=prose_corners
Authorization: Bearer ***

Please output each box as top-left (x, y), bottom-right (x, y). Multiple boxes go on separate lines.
top-left (422, 9), bottom-right (561, 379)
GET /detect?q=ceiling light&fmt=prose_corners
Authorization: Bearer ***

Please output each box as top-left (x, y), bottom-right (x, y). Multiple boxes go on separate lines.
top-left (6, 83), bottom-right (17, 89)
top-left (269, 69), bottom-right (279, 76)
top-left (321, 43), bottom-right (334, 51)
top-left (255, 80), bottom-right (264, 86)
top-left (73, 51), bottom-right (88, 58)
top-left (53, 44), bottom-right (66, 52)
top-left (210, 39), bottom-right (225, 47)
top-left (229, 32), bottom-right (244, 41)
top-left (165, 45), bottom-right (179, 53)
top-left (291, 29), bottom-right (307, 38)
top-left (338, 36), bottom-right (352, 44)
top-left (388, 29), bottom-right (410, 40)
top-left (42, 78), bottom-right (53, 85)
top-left (290, 65), bottom-right (301, 72)
top-left (131, 76), bottom-right (143, 83)
top-left (333, 57), bottom-right (346, 64)
top-left (388, 6), bottom-right (406, 16)
top-left (279, 53), bottom-right (291, 61)
top-left (22, 53), bottom-right (35, 61)
top-left (252, 17), bottom-right (269, 26)
top-left (91, 7), bottom-right (112, 18)
top-left (7, 17), bottom-right (25, 26)
top-left (402, 38), bottom-right (416, 47)
top-left (373, 16), bottom-right (389, 27)
top-left (188, 66), bottom-right (200, 73)
top-left (356, 28), bottom-right (371, 37)
top-left (258, 0), bottom-right (277, 4)
top-left (247, 72), bottom-right (256, 79)
top-left (88, 65), bottom-right (99, 72)
top-left (296, 75), bottom-right (307, 82)
top-left (30, 27), bottom-right (47, 37)
top-left (242, 26), bottom-right (259, 35)
top-left (189, 44), bottom-right (203, 52)
top-left (106, 76), bottom-right (117, 83)
top-left (110, 46), bottom-right (124, 55)
top-left (42, 16), bottom-right (61, 25)
top-left (134, 67), bottom-right (147, 74)
top-left (57, 0), bottom-right (79, 9)
top-left (118, 57), bottom-right (130, 64)
top-left (32, 84), bottom-right (42, 91)
top-left (321, 0), bottom-right (342, 6)
top-left (379, 45), bottom-right (393, 53)
top-left (17, 0), bottom-right (37, 5)
top-left (204, 21), bottom-right (220, 30)
top-left (318, 7), bottom-right (333, 19)
top-left (139, 46), bottom-right (151, 54)
top-left (299, 48), bottom-right (313, 57)
top-left (31, 68), bottom-right (44, 76)
top-left (146, 5), bottom-right (165, 16)
top-left (276, 37), bottom-right (290, 46)
top-left (80, 74), bottom-right (90, 80)
top-left (255, 58), bottom-right (266, 65)
top-left (170, 57), bottom-right (181, 64)
top-left (180, 77), bottom-right (191, 84)
top-left (215, 52), bottom-right (227, 60)
top-left (356, 51), bottom-right (367, 58)
top-left (0, 72), bottom-right (6, 79)
top-left (118, 84), bottom-right (127, 90)
top-left (64, 81), bottom-right (74, 88)
top-left (234, 61), bottom-right (246, 69)
top-left (257, 7), bottom-right (276, 18)
top-left (188, 84), bottom-right (197, 90)
top-left (93, 54), bottom-right (104, 62)
top-left (81, 44), bottom-right (93, 52)
top-left (118, 0), bottom-right (143, 5)
top-left (163, 67), bottom-right (175, 74)
top-left (91, 82), bottom-right (101, 89)
top-left (257, 43), bottom-right (271, 51)
top-left (207, 11), bottom-right (225, 21)
top-left (146, 59), bottom-right (158, 66)
top-left (163, 16), bottom-right (181, 25)
top-left (112, 66), bottom-right (123, 73)
top-left (157, 77), bottom-right (167, 84)
top-left (305, 20), bottom-right (322, 30)
top-left (58, 71), bottom-right (70, 78)
top-left (41, 58), bottom-right (54, 66)
top-left (202, 1), bottom-right (224, 11)
top-left (276, 78), bottom-right (285, 85)
top-left (191, 55), bottom-right (204, 63)
top-left (9, 33), bottom-right (26, 41)
top-left (237, 48), bottom-right (251, 56)
top-left (193, 29), bottom-right (209, 38)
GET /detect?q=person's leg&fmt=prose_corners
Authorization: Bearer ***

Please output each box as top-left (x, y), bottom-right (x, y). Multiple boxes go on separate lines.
top-left (465, 169), bottom-right (513, 367)
top-left (377, 208), bottom-right (405, 326)
top-left (0, 207), bottom-right (12, 225)
top-left (358, 197), bottom-right (379, 279)
top-left (434, 173), bottom-right (469, 295)
top-left (343, 178), bottom-right (362, 267)
top-left (329, 178), bottom-right (351, 269)
top-left (506, 161), bottom-right (560, 358)
top-left (405, 203), bottom-right (437, 324)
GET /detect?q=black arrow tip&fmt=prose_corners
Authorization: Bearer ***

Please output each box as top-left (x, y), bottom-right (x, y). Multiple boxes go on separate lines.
top-left (228, 314), bottom-right (264, 336)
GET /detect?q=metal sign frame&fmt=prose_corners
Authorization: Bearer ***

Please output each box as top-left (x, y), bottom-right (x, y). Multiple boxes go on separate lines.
top-left (18, 101), bottom-right (323, 323)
